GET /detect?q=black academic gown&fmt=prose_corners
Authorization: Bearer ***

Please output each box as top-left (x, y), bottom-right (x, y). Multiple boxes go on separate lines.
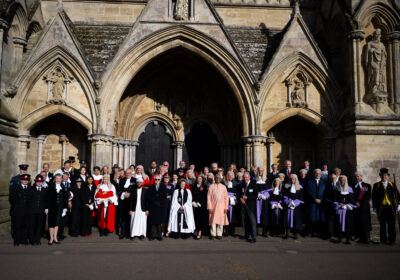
top-left (81, 184), bottom-right (96, 235)
top-left (268, 188), bottom-right (284, 235)
top-left (163, 183), bottom-right (174, 225)
top-left (9, 183), bottom-right (30, 245)
top-left (334, 187), bottom-right (356, 239)
top-left (69, 185), bottom-right (83, 236)
top-left (130, 187), bottom-right (148, 212)
top-left (258, 182), bottom-right (272, 226)
top-left (282, 185), bottom-right (304, 231)
top-left (353, 182), bottom-right (372, 241)
top-left (225, 180), bottom-right (241, 226)
top-left (147, 184), bottom-right (168, 225)
top-left (118, 177), bottom-right (136, 237)
top-left (27, 185), bottom-right (48, 244)
top-left (192, 183), bottom-right (208, 232)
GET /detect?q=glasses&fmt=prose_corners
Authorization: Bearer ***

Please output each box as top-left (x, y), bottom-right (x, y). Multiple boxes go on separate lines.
top-left (155, 179), bottom-right (161, 181)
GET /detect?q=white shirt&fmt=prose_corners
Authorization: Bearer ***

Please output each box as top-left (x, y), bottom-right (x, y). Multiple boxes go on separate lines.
top-left (290, 184), bottom-right (296, 194)
top-left (273, 187), bottom-right (280, 195)
top-left (124, 178), bottom-right (132, 188)
top-left (227, 181), bottom-right (233, 189)
top-left (382, 181), bottom-right (388, 188)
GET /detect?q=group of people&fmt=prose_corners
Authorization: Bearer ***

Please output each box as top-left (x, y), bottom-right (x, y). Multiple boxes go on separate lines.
top-left (9, 157), bottom-right (400, 246)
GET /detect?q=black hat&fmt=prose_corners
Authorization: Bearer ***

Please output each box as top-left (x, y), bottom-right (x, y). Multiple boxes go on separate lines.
top-left (18, 164), bottom-right (29, 170)
top-left (35, 175), bottom-right (44, 182)
top-left (68, 156), bottom-right (76, 162)
top-left (75, 177), bottom-right (83, 183)
top-left (321, 161), bottom-right (328, 166)
top-left (177, 168), bottom-right (185, 173)
top-left (20, 174), bottom-right (31, 181)
top-left (112, 164), bottom-right (120, 169)
top-left (93, 166), bottom-right (101, 171)
top-left (79, 160), bottom-right (87, 165)
top-left (379, 168), bottom-right (389, 175)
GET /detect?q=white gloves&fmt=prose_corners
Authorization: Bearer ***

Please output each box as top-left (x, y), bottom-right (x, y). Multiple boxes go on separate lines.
top-left (278, 203), bottom-right (283, 210)
top-left (62, 208), bottom-right (67, 217)
top-left (120, 192), bottom-right (126, 200)
top-left (44, 209), bottom-right (48, 215)
top-left (289, 201), bottom-right (296, 209)
top-left (89, 205), bottom-right (94, 211)
top-left (192, 202), bottom-right (198, 208)
top-left (261, 194), bottom-right (267, 200)
top-left (197, 202), bottom-right (201, 208)
top-left (271, 204), bottom-right (277, 210)
top-left (347, 205), bottom-right (353, 211)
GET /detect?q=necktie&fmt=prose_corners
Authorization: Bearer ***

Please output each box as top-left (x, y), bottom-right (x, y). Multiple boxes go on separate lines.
top-left (37, 187), bottom-right (40, 191)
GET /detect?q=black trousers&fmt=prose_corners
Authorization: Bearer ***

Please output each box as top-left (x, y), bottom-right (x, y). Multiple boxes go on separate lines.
top-left (29, 213), bottom-right (44, 244)
top-left (379, 205), bottom-right (396, 244)
top-left (13, 214), bottom-right (29, 245)
top-left (69, 208), bottom-right (82, 236)
top-left (241, 206), bottom-right (257, 240)
top-left (119, 213), bottom-right (130, 237)
top-left (81, 207), bottom-right (93, 236)
top-left (150, 224), bottom-right (162, 239)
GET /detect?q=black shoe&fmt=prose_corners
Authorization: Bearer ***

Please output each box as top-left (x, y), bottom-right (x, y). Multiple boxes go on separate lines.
top-left (48, 242), bottom-right (53, 246)
top-left (157, 237), bottom-right (163, 241)
top-left (119, 235), bottom-right (124, 240)
top-left (210, 236), bottom-right (215, 240)
top-left (130, 237), bottom-right (135, 240)
top-left (282, 235), bottom-right (289, 240)
top-left (54, 241), bottom-right (60, 244)
top-left (249, 239), bottom-right (256, 243)
top-left (139, 236), bottom-right (144, 240)
top-left (149, 237), bottom-right (154, 241)
top-left (216, 236), bottom-right (222, 240)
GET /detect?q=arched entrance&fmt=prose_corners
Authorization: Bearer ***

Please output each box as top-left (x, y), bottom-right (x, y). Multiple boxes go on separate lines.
top-left (268, 116), bottom-right (325, 170)
top-left (28, 113), bottom-right (90, 173)
top-left (116, 48), bottom-right (244, 169)
top-left (136, 122), bottom-right (174, 168)
top-left (183, 122), bottom-right (220, 168)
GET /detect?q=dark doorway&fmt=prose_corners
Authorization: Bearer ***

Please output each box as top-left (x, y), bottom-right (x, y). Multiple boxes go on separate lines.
top-left (183, 122), bottom-right (220, 169)
top-left (136, 122), bottom-right (174, 169)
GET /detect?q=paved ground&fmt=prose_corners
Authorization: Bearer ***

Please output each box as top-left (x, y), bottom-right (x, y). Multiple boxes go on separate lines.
top-left (0, 231), bottom-right (399, 280)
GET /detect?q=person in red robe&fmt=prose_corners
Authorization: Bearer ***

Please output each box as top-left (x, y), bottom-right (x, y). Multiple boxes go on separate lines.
top-left (135, 165), bottom-right (150, 188)
top-left (95, 175), bottom-right (118, 235)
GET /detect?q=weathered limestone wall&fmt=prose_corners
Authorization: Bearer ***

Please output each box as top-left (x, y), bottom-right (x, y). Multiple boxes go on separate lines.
top-left (0, 134), bottom-right (17, 237)
top-left (355, 134), bottom-right (400, 186)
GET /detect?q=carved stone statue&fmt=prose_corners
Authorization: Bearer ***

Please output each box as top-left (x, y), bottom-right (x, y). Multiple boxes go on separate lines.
top-left (174, 0), bottom-right (189, 20)
top-left (365, 28), bottom-right (388, 112)
top-left (49, 68), bottom-right (66, 104)
top-left (291, 78), bottom-right (306, 107)
top-left (366, 28), bottom-right (387, 94)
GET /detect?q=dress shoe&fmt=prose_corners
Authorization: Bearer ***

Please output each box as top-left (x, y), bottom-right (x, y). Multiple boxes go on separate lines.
top-left (249, 239), bottom-right (256, 243)
top-left (54, 241), bottom-right (61, 244)
top-left (210, 236), bottom-right (215, 240)
top-left (216, 236), bottom-right (222, 240)
top-left (157, 237), bottom-right (163, 241)
top-left (48, 242), bottom-right (53, 246)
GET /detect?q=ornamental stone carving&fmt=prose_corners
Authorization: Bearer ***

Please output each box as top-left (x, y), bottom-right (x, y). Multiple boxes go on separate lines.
top-left (284, 66), bottom-right (311, 108)
top-left (44, 61), bottom-right (74, 105)
top-left (365, 28), bottom-right (388, 113)
top-left (174, 0), bottom-right (189, 20)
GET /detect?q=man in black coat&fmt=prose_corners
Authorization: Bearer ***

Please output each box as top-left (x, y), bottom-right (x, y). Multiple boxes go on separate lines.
top-left (146, 160), bottom-right (158, 178)
top-left (279, 160), bottom-right (296, 183)
top-left (69, 177), bottom-right (84, 237)
top-left (27, 175), bottom-right (48, 245)
top-left (81, 177), bottom-right (96, 237)
top-left (372, 168), bottom-right (399, 245)
top-left (117, 169), bottom-right (136, 239)
top-left (9, 164), bottom-right (29, 192)
top-left (147, 174), bottom-right (168, 240)
top-left (237, 172), bottom-right (259, 243)
top-left (267, 164), bottom-right (279, 184)
top-left (9, 174), bottom-right (31, 246)
top-left (353, 172), bottom-right (372, 244)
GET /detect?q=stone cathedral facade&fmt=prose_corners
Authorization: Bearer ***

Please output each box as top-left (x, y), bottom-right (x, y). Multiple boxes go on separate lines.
top-left (0, 0), bottom-right (399, 233)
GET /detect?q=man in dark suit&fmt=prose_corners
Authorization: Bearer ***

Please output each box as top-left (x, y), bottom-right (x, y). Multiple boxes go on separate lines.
top-left (280, 160), bottom-right (296, 183)
top-left (372, 168), bottom-right (399, 245)
top-left (9, 174), bottom-right (31, 246)
top-left (27, 175), bottom-right (48, 245)
top-left (306, 169), bottom-right (327, 238)
top-left (42, 163), bottom-right (53, 183)
top-left (353, 172), bottom-right (372, 244)
top-left (146, 160), bottom-right (158, 178)
top-left (117, 169), bottom-right (136, 239)
top-left (237, 172), bottom-right (259, 243)
top-left (147, 174), bottom-right (168, 240)
top-left (267, 163), bottom-right (279, 183)
top-left (9, 164), bottom-right (29, 193)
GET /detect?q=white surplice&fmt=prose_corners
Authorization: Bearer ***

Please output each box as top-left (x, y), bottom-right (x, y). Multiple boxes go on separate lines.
top-left (130, 188), bottom-right (147, 237)
top-left (168, 189), bottom-right (195, 234)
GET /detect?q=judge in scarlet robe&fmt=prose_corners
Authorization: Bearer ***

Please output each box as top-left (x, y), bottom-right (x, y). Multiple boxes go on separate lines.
top-left (95, 175), bottom-right (118, 234)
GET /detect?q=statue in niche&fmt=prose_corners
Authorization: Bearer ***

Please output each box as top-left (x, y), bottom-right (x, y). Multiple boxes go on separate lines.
top-left (174, 0), bottom-right (189, 20)
top-left (365, 28), bottom-right (387, 102)
top-left (291, 77), bottom-right (306, 107)
top-left (47, 68), bottom-right (66, 105)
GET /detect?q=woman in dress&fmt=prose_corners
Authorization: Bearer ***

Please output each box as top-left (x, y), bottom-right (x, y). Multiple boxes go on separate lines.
top-left (168, 179), bottom-right (195, 238)
top-left (192, 176), bottom-right (208, 239)
top-left (47, 173), bottom-right (68, 245)
top-left (78, 166), bottom-right (88, 183)
top-left (135, 165), bottom-right (150, 187)
top-left (95, 175), bottom-right (118, 236)
top-left (282, 174), bottom-right (304, 239)
top-left (93, 166), bottom-right (103, 187)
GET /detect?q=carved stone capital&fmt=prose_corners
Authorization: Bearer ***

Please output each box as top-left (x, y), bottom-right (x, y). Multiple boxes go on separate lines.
top-left (266, 136), bottom-right (276, 145)
top-left (248, 135), bottom-right (267, 145)
top-left (386, 31), bottom-right (400, 42)
top-left (172, 141), bottom-right (185, 149)
top-left (348, 30), bottom-right (365, 40)
top-left (37, 135), bottom-right (47, 144)
top-left (59, 134), bottom-right (69, 144)
top-left (88, 134), bottom-right (114, 144)
top-left (18, 135), bottom-right (31, 144)
top-left (12, 36), bottom-right (28, 47)
top-left (2, 85), bottom-right (18, 98)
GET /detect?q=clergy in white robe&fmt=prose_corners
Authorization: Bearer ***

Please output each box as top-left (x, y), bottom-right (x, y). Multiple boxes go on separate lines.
top-left (129, 179), bottom-right (148, 239)
top-left (168, 179), bottom-right (195, 238)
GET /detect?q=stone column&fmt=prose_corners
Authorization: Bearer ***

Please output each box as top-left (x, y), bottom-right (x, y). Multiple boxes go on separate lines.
top-left (347, 30), bottom-right (365, 115)
top-left (130, 141), bottom-right (139, 166)
top-left (124, 140), bottom-right (130, 169)
top-left (59, 134), bottom-right (69, 164)
top-left (88, 134), bottom-right (114, 168)
top-left (387, 31), bottom-right (400, 113)
top-left (112, 141), bottom-right (118, 166)
top-left (0, 19), bottom-right (8, 84)
top-left (117, 140), bottom-right (124, 169)
top-left (249, 136), bottom-right (267, 169)
top-left (173, 141), bottom-right (185, 169)
top-left (266, 134), bottom-right (276, 172)
top-left (17, 135), bottom-right (31, 165)
top-left (36, 135), bottom-right (47, 174)
top-left (242, 137), bottom-right (252, 170)
top-left (11, 37), bottom-right (27, 78)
